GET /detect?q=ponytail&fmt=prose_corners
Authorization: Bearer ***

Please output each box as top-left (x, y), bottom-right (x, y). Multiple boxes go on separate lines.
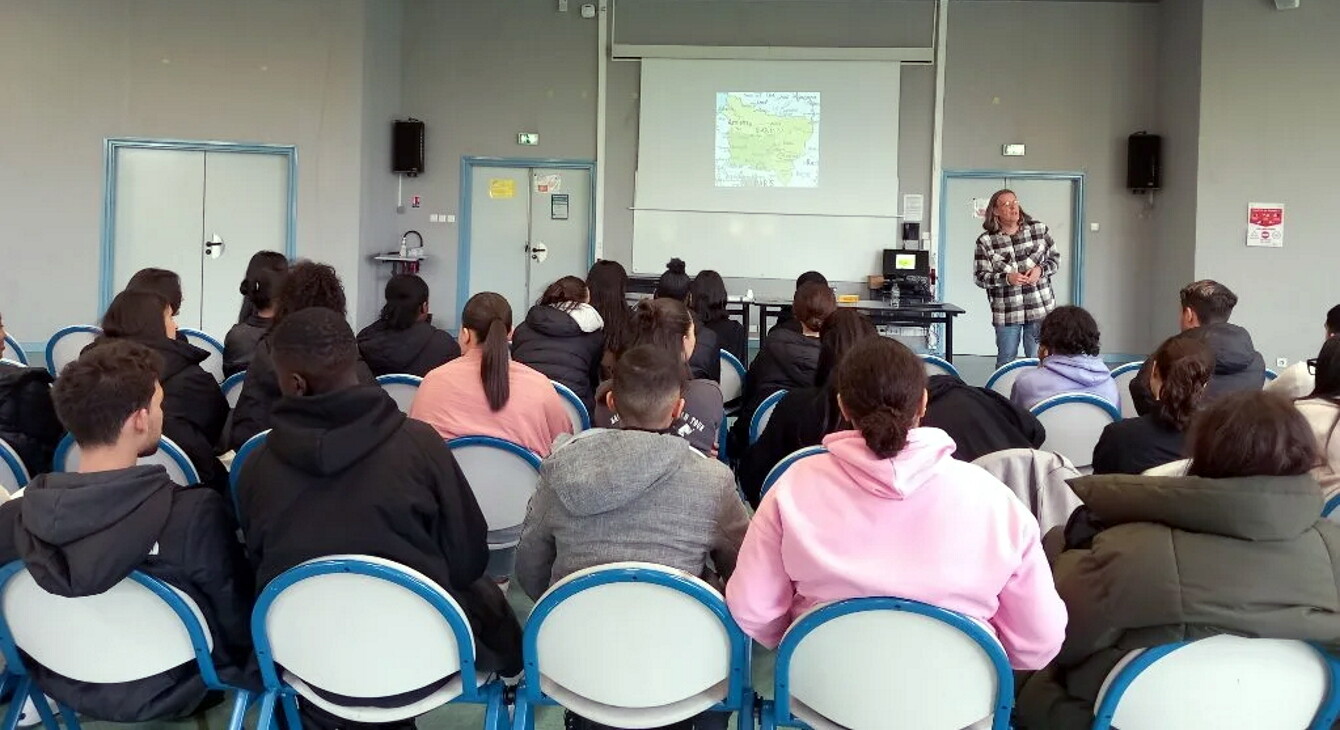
top-left (380, 274), bottom-right (430, 331)
top-left (835, 337), bottom-right (926, 459)
top-left (1152, 335), bottom-right (1215, 430)
top-left (461, 292), bottom-right (514, 412)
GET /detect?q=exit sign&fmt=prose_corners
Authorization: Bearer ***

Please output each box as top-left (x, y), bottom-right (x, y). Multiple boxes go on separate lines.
top-left (517, 132), bottom-right (540, 146)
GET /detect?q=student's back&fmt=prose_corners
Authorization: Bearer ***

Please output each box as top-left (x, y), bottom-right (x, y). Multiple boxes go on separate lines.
top-left (511, 278), bottom-right (606, 407)
top-left (0, 360), bottom-right (61, 475)
top-left (356, 273), bottom-right (460, 377)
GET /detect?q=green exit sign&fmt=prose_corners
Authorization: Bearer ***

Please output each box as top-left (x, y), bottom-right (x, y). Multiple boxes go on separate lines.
top-left (517, 132), bottom-right (540, 146)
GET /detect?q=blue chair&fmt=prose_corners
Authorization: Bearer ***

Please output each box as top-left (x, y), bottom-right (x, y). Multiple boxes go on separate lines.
top-left (44, 326), bottom-right (102, 377)
top-left (0, 438), bottom-right (29, 495)
top-left (512, 562), bottom-right (755, 730)
top-left (762, 598), bottom-right (1014, 730)
top-left (178, 328), bottom-right (225, 383)
top-left (759, 446), bottom-right (828, 502)
top-left (749, 390), bottom-right (789, 445)
top-left (1111, 361), bottom-right (1145, 419)
top-left (376, 373), bottom-right (423, 415)
top-left (985, 358), bottom-right (1040, 396)
top-left (719, 350), bottom-right (747, 414)
top-left (250, 556), bottom-right (508, 730)
top-left (221, 370), bottom-right (247, 410)
top-left (0, 561), bottom-right (253, 730)
top-left (229, 430), bottom-right (271, 518)
top-left (54, 433), bottom-right (199, 487)
top-left (1029, 393), bottom-right (1122, 473)
top-left (1265, 367), bottom-right (1280, 382)
top-left (1091, 636), bottom-right (1340, 730)
top-left (920, 354), bottom-right (961, 380)
top-left (2, 335), bottom-right (28, 366)
top-left (1325, 493), bottom-right (1340, 522)
top-left (551, 381), bottom-right (591, 432)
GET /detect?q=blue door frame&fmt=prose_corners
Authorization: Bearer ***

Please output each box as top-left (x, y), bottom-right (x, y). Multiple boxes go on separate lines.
top-left (100, 137), bottom-right (299, 315)
top-left (937, 169), bottom-right (1086, 305)
top-left (457, 157), bottom-right (597, 317)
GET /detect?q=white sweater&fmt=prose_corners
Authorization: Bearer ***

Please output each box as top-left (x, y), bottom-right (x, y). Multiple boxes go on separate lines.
top-left (1296, 398), bottom-right (1340, 499)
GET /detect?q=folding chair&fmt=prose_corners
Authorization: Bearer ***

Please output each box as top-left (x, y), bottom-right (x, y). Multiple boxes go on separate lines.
top-left (1029, 394), bottom-right (1121, 473)
top-left (44, 327), bottom-right (101, 378)
top-left (0, 439), bottom-right (29, 496)
top-left (920, 354), bottom-right (961, 380)
top-left (759, 446), bottom-right (828, 502)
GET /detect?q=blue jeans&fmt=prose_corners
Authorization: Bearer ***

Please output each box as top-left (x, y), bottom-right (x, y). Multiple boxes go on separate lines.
top-left (995, 321), bottom-right (1041, 370)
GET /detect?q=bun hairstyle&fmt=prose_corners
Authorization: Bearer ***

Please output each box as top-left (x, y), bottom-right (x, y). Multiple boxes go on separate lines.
top-left (538, 276), bottom-right (588, 310)
top-left (380, 274), bottom-right (430, 331)
top-left (655, 258), bottom-right (692, 302)
top-left (625, 298), bottom-right (693, 363)
top-left (239, 251), bottom-right (289, 312)
top-left (793, 281), bottom-right (837, 333)
top-left (835, 337), bottom-right (927, 459)
top-left (461, 292), bottom-right (514, 412)
top-left (1151, 335), bottom-right (1215, 430)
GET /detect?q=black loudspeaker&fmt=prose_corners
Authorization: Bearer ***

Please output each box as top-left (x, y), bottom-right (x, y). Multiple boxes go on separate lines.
top-left (393, 118), bottom-right (425, 177)
top-left (1127, 132), bottom-right (1161, 191)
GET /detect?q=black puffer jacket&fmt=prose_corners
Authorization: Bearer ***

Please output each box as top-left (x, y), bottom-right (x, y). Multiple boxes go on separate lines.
top-left (1130, 323), bottom-right (1265, 416)
top-left (0, 363), bottom-right (62, 476)
top-left (511, 305), bottom-right (604, 407)
top-left (222, 313), bottom-right (270, 378)
top-left (357, 319), bottom-right (460, 377)
top-left (727, 329), bottom-right (820, 457)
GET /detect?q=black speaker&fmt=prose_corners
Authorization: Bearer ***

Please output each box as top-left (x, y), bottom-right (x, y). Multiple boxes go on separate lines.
top-left (1127, 132), bottom-right (1161, 191)
top-left (393, 118), bottom-right (425, 177)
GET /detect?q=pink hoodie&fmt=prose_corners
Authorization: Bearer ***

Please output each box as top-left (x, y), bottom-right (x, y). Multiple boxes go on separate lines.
top-left (725, 427), bottom-right (1067, 670)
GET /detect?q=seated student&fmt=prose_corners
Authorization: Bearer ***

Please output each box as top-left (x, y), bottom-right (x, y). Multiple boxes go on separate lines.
top-left (511, 276), bottom-right (605, 409)
top-left (411, 292), bottom-right (571, 457)
top-left (0, 341), bottom-right (252, 721)
top-left (1270, 303), bottom-right (1340, 400)
top-left (768, 270), bottom-right (828, 336)
top-left (586, 259), bottom-right (632, 380)
top-left (655, 258), bottom-right (720, 382)
top-left (728, 281), bottom-right (835, 455)
top-left (235, 308), bottom-right (522, 721)
top-left (126, 267), bottom-right (189, 343)
top-left (1296, 337), bottom-right (1340, 498)
top-left (593, 298), bottom-right (724, 456)
top-left (229, 261), bottom-right (374, 450)
top-left (1092, 336), bottom-right (1213, 475)
top-left (357, 273), bottom-right (460, 376)
top-left (90, 290), bottom-right (228, 492)
top-left (1017, 390), bottom-right (1340, 730)
top-left (223, 251), bottom-right (288, 377)
top-left (1010, 305), bottom-right (1120, 410)
top-left (690, 269), bottom-right (747, 365)
top-left (726, 337), bottom-right (1067, 671)
top-left (0, 311), bottom-right (62, 475)
top-left (1130, 280), bottom-right (1265, 415)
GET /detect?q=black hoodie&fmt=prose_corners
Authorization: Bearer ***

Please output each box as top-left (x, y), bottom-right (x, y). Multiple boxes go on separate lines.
top-left (728, 328), bottom-right (821, 457)
top-left (0, 467), bottom-right (254, 721)
top-left (236, 384), bottom-right (522, 676)
top-left (222, 312), bottom-right (271, 378)
top-left (1129, 322), bottom-right (1266, 417)
top-left (0, 363), bottom-right (62, 476)
top-left (511, 305), bottom-right (604, 407)
top-left (356, 319), bottom-right (460, 378)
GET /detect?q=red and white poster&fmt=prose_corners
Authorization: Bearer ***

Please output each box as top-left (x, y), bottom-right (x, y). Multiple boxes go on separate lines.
top-left (1247, 202), bottom-right (1284, 248)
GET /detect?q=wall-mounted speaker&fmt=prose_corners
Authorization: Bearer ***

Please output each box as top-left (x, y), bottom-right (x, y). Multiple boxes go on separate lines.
top-left (1127, 132), bottom-right (1161, 191)
top-left (393, 118), bottom-right (425, 177)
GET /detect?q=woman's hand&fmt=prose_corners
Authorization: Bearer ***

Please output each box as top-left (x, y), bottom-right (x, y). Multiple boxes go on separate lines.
top-left (1008, 271), bottom-right (1029, 286)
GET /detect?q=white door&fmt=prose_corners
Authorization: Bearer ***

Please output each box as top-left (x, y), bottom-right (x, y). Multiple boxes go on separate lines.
top-left (467, 166), bottom-right (593, 317)
top-left (941, 176), bottom-right (1077, 357)
top-left (112, 148), bottom-right (289, 337)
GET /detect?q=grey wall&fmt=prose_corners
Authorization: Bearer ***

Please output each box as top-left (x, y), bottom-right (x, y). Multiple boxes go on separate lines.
top-left (0, 0), bottom-right (376, 343)
top-left (358, 0), bottom-right (406, 325)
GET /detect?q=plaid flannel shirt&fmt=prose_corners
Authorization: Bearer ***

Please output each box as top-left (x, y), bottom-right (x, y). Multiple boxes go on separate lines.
top-left (973, 221), bottom-right (1060, 326)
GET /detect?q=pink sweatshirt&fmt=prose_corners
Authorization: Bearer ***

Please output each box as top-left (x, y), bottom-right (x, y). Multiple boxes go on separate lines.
top-left (409, 349), bottom-right (573, 457)
top-left (725, 427), bottom-right (1067, 670)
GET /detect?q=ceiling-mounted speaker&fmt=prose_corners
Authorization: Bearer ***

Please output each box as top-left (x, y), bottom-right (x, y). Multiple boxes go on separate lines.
top-left (392, 118), bottom-right (425, 177)
top-left (1274, 0), bottom-right (1300, 9)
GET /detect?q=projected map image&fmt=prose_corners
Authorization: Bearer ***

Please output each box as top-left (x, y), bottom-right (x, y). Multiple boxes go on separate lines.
top-left (715, 92), bottom-right (820, 188)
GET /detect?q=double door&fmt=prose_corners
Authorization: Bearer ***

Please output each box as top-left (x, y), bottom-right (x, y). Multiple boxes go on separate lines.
top-left (112, 147), bottom-right (289, 338)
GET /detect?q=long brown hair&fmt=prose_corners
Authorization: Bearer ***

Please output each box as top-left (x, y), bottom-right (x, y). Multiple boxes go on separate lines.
top-left (835, 337), bottom-right (927, 458)
top-left (981, 188), bottom-right (1034, 234)
top-left (102, 290), bottom-right (170, 341)
top-left (625, 298), bottom-right (693, 364)
top-left (1151, 335), bottom-right (1214, 430)
top-left (1187, 391), bottom-right (1316, 479)
top-left (461, 292), bottom-right (513, 412)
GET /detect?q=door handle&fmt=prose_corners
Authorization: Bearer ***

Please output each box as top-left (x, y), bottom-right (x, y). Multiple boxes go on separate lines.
top-left (530, 242), bottom-right (548, 263)
top-left (204, 234), bottom-right (225, 259)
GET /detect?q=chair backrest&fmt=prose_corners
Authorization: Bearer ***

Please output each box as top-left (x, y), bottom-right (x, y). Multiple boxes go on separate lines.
top-left (253, 555), bottom-right (480, 703)
top-left (376, 374), bottom-right (423, 415)
top-left (760, 446), bottom-right (828, 502)
top-left (446, 436), bottom-right (541, 540)
top-left (719, 350), bottom-right (747, 411)
top-left (54, 433), bottom-right (200, 487)
top-left (552, 381), bottom-right (591, 432)
top-left (229, 430), bottom-right (271, 517)
top-left (749, 389), bottom-right (789, 444)
top-left (2, 335), bottom-right (28, 366)
top-left (984, 358), bottom-right (1039, 397)
top-left (970, 448), bottom-right (1083, 534)
top-left (773, 598), bottom-right (1013, 730)
top-left (1029, 393), bottom-right (1121, 473)
top-left (1143, 458), bottom-right (1191, 477)
top-left (522, 562), bottom-right (751, 727)
top-left (920, 354), bottom-right (961, 380)
top-left (221, 370), bottom-right (247, 410)
top-left (1092, 636), bottom-right (1340, 730)
top-left (44, 325), bottom-right (102, 377)
top-left (1324, 493), bottom-right (1340, 523)
top-left (1111, 361), bottom-right (1144, 419)
top-left (1264, 367), bottom-right (1280, 382)
top-left (178, 328), bottom-right (225, 383)
top-left (0, 561), bottom-right (222, 687)
top-left (0, 437), bottom-right (30, 493)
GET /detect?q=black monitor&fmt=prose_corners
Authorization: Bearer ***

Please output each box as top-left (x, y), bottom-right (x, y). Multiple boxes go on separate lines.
top-left (883, 249), bottom-right (930, 278)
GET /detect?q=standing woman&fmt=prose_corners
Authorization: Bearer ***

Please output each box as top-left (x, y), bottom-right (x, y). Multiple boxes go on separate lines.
top-left (224, 251), bottom-right (288, 377)
top-left (357, 273), bottom-right (460, 377)
top-left (974, 189), bottom-right (1061, 369)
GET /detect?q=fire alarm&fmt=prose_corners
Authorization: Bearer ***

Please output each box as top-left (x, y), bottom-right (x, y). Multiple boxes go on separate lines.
top-left (581, 4), bottom-right (596, 18)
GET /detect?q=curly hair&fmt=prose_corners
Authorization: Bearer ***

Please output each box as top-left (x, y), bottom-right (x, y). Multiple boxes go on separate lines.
top-left (1039, 306), bottom-right (1101, 357)
top-left (53, 339), bottom-right (162, 447)
top-left (273, 261), bottom-right (347, 326)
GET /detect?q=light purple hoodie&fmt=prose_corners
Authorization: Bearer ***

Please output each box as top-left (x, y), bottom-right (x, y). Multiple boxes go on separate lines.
top-left (1010, 354), bottom-right (1120, 411)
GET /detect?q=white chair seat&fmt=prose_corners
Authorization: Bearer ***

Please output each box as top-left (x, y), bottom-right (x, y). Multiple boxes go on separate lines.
top-left (540, 677), bottom-right (726, 730)
top-left (284, 670), bottom-right (480, 724)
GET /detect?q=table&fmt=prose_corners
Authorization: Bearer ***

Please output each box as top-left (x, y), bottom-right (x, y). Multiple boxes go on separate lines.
top-left (753, 299), bottom-right (967, 362)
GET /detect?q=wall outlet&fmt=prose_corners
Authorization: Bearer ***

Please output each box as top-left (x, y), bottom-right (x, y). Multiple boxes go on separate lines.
top-left (1277, 357), bottom-right (1289, 368)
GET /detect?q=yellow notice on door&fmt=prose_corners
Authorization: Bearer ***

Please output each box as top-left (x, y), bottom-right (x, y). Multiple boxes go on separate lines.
top-left (489, 179), bottom-right (516, 200)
